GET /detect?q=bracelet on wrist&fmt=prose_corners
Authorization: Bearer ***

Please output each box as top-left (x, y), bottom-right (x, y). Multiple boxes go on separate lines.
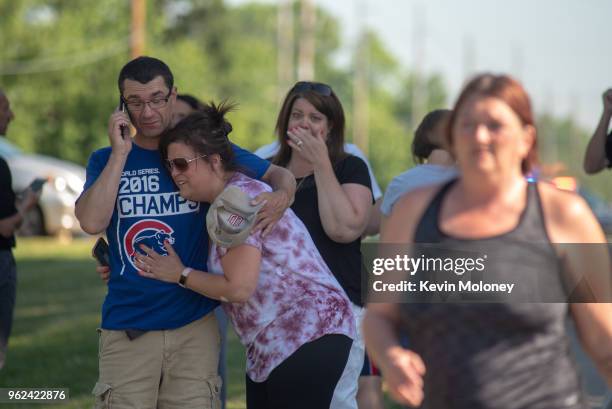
top-left (178, 267), bottom-right (193, 288)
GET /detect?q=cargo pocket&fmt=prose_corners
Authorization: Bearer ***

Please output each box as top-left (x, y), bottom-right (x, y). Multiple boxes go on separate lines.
top-left (92, 382), bottom-right (112, 409)
top-left (204, 376), bottom-right (222, 409)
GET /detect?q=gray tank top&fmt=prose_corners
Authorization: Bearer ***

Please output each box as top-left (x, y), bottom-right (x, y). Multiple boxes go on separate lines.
top-left (402, 179), bottom-right (587, 409)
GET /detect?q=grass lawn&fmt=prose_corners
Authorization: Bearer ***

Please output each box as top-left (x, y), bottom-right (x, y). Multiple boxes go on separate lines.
top-left (0, 237), bottom-right (246, 409)
top-left (0, 237), bottom-right (400, 409)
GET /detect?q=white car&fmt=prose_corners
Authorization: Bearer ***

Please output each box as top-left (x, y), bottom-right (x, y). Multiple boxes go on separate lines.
top-left (0, 138), bottom-right (85, 236)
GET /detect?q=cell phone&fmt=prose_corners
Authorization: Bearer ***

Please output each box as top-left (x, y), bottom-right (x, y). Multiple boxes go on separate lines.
top-left (92, 237), bottom-right (110, 267)
top-left (29, 177), bottom-right (47, 193)
top-left (119, 97), bottom-right (128, 139)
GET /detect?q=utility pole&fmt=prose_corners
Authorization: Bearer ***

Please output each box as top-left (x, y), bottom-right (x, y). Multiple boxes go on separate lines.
top-left (277, 0), bottom-right (295, 104)
top-left (544, 86), bottom-right (558, 162)
top-left (511, 45), bottom-right (524, 82)
top-left (353, 1), bottom-right (369, 155)
top-left (298, 0), bottom-right (315, 80)
top-left (569, 90), bottom-right (581, 171)
top-left (462, 34), bottom-right (475, 84)
top-left (131, 0), bottom-right (146, 58)
top-left (411, 4), bottom-right (426, 126)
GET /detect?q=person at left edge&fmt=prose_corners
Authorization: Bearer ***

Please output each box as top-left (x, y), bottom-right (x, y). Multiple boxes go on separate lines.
top-left (75, 56), bottom-right (296, 409)
top-left (0, 89), bottom-right (41, 371)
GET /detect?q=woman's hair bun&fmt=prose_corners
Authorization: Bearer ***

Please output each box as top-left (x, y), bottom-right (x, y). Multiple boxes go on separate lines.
top-left (223, 122), bottom-right (233, 136)
top-left (203, 100), bottom-right (236, 137)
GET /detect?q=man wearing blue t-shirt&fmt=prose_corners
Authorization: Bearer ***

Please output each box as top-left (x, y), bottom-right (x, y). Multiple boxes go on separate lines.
top-left (75, 57), bottom-right (295, 409)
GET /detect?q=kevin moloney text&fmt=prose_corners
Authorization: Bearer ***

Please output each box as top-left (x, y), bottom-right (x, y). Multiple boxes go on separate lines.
top-left (372, 280), bottom-right (515, 294)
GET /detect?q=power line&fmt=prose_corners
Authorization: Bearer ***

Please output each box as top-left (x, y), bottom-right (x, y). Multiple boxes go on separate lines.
top-left (298, 0), bottom-right (316, 80)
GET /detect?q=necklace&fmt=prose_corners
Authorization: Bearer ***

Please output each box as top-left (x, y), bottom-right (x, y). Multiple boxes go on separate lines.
top-left (287, 159), bottom-right (314, 192)
top-left (295, 173), bottom-right (313, 192)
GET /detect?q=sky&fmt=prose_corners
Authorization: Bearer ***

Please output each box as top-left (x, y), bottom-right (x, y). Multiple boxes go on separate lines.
top-left (229, 0), bottom-right (612, 130)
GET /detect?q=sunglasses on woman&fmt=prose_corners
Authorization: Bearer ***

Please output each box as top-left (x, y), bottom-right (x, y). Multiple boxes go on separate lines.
top-left (291, 81), bottom-right (333, 96)
top-left (165, 154), bottom-right (207, 172)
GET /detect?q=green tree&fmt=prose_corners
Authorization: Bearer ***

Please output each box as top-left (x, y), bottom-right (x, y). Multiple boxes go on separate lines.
top-left (0, 1), bottom-right (134, 163)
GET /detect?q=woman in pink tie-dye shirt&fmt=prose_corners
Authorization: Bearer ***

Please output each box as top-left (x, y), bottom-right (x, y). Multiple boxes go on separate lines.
top-left (138, 103), bottom-right (356, 409)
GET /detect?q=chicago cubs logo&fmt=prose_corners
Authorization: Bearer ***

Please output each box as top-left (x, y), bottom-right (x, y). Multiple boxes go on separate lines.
top-left (227, 213), bottom-right (245, 227)
top-left (123, 219), bottom-right (176, 271)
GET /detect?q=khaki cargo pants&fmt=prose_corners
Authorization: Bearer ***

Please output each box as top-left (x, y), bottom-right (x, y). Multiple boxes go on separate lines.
top-left (93, 313), bottom-right (221, 409)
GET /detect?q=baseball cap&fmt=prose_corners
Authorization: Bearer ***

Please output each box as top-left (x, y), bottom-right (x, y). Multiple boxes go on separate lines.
top-left (206, 186), bottom-right (264, 248)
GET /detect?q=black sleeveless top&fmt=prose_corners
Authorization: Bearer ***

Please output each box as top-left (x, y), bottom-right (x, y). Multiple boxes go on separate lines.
top-left (402, 179), bottom-right (587, 409)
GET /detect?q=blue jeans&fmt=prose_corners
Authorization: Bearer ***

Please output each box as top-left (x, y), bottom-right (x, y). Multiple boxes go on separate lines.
top-left (0, 249), bottom-right (16, 371)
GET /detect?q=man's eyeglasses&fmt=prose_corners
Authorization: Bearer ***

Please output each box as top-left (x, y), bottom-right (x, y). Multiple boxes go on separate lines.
top-left (165, 154), bottom-right (207, 172)
top-left (291, 81), bottom-right (333, 96)
top-left (122, 90), bottom-right (172, 112)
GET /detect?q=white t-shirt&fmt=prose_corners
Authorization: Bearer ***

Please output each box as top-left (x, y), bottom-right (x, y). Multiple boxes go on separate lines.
top-left (254, 141), bottom-right (383, 200)
top-left (381, 164), bottom-right (458, 216)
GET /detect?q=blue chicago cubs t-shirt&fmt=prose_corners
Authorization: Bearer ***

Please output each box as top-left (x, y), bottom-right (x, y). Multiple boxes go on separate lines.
top-left (82, 143), bottom-right (269, 330)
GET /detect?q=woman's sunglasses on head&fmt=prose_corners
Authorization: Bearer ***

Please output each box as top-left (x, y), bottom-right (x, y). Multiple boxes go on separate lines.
top-left (292, 81), bottom-right (333, 96)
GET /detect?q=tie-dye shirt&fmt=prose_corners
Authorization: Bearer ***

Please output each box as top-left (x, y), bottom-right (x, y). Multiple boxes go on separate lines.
top-left (207, 172), bottom-right (356, 382)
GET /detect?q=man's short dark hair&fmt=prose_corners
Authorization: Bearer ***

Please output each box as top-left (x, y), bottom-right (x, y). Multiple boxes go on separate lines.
top-left (118, 56), bottom-right (174, 94)
top-left (177, 94), bottom-right (203, 111)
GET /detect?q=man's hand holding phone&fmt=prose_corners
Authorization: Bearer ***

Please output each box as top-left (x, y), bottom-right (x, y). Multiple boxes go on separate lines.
top-left (96, 265), bottom-right (111, 284)
top-left (108, 99), bottom-right (132, 156)
top-left (19, 178), bottom-right (44, 213)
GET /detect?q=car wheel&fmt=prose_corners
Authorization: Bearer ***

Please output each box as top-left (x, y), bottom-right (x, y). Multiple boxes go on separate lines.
top-left (18, 205), bottom-right (46, 236)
